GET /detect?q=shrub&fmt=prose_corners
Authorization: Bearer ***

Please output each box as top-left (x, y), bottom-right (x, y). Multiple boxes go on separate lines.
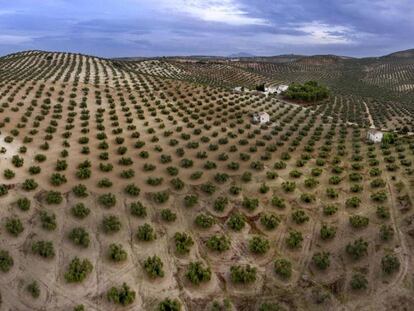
top-left (249, 236), bottom-right (270, 255)
top-left (108, 243), bottom-right (127, 262)
top-left (379, 224), bottom-right (394, 241)
top-left (311, 168), bottom-right (323, 176)
top-left (120, 169), bottom-right (135, 178)
top-left (206, 235), bottom-right (230, 252)
top-left (5, 217), bottom-right (24, 236)
top-left (102, 215), bottom-right (122, 233)
top-left (282, 181), bottom-right (296, 192)
top-left (312, 252), bottom-right (330, 270)
top-left (326, 188), bottom-right (338, 199)
top-left (346, 238), bottom-right (368, 260)
top-left (170, 178), bottom-right (185, 190)
top-left (72, 184), bottom-right (88, 197)
top-left (3, 169), bottom-right (15, 180)
top-left (242, 197), bottom-right (259, 211)
top-left (259, 302), bottom-right (285, 311)
top-left (32, 240), bottom-right (55, 258)
top-left (39, 211), bottom-right (57, 231)
top-left (260, 213), bottom-right (280, 230)
top-left (12, 155), bottom-right (24, 167)
top-left (71, 203), bottom-right (90, 219)
top-left (291, 210), bottom-right (309, 224)
top-left (184, 195), bottom-right (198, 208)
top-left (376, 206), bottom-right (390, 219)
top-left (107, 283), bottom-right (136, 306)
top-left (158, 298), bottom-right (181, 311)
top-left (160, 209), bottom-right (176, 222)
top-left (26, 281), bottom-right (40, 298)
top-left (259, 183), bottom-right (270, 194)
top-left (174, 232), bottom-right (194, 255)
top-left (212, 197), bottom-right (228, 212)
top-left (274, 258), bottom-right (292, 279)
top-left (76, 167), bottom-right (91, 179)
top-left (320, 224), bottom-right (336, 240)
top-left (69, 227), bottom-right (90, 248)
top-left (350, 184), bottom-right (363, 193)
top-left (229, 185), bottom-right (241, 195)
top-left (274, 161), bottom-right (286, 170)
top-left (381, 253), bottom-right (400, 274)
top-left (29, 166), bottom-right (42, 175)
top-left (190, 171), bottom-right (203, 180)
top-left (370, 178), bottom-right (386, 188)
top-left (349, 215), bottom-right (369, 229)
top-left (152, 191), bottom-right (169, 204)
top-left (286, 230), bottom-right (303, 248)
top-left (143, 255), bottom-right (164, 278)
top-left (55, 159), bottom-right (68, 171)
top-left (97, 178), bottom-right (113, 188)
top-left (271, 196), bottom-right (286, 209)
top-left (136, 223), bottom-right (156, 241)
top-left (289, 170), bottom-right (302, 178)
top-left (200, 183), bottom-right (216, 195)
top-left (350, 273), bottom-right (368, 290)
top-left (230, 265), bottom-right (257, 283)
top-left (329, 176), bottom-right (341, 185)
top-left (0, 249), bottom-right (14, 272)
top-left (64, 257), bottom-right (93, 283)
top-left (98, 193), bottom-right (116, 208)
top-left (130, 202), bottom-right (147, 217)
top-left (304, 177), bottom-right (319, 188)
top-left (323, 204), bottom-right (338, 216)
top-left (45, 191), bottom-right (63, 204)
top-left (195, 213), bottom-right (215, 229)
top-left (241, 172), bottom-right (252, 182)
top-left (371, 190), bottom-right (387, 202)
top-left (0, 184), bottom-right (8, 197)
top-left (17, 197), bottom-right (31, 211)
top-left (186, 261), bottom-right (211, 285)
top-left (22, 178), bottom-right (38, 191)
top-left (228, 213), bottom-right (245, 231)
top-left (345, 197), bottom-right (361, 208)
top-left (124, 184), bottom-right (140, 196)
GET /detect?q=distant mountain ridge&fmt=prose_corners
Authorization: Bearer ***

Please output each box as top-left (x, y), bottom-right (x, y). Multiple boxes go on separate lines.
top-left (5, 48), bottom-right (414, 63)
top-left (228, 52), bottom-right (256, 58)
top-left (382, 49), bottom-right (414, 59)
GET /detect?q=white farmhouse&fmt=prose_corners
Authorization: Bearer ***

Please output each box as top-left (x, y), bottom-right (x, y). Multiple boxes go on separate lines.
top-left (264, 84), bottom-right (289, 95)
top-left (276, 84), bottom-right (289, 94)
top-left (366, 129), bottom-right (383, 143)
top-left (265, 86), bottom-right (278, 93)
top-left (252, 112), bottom-right (270, 124)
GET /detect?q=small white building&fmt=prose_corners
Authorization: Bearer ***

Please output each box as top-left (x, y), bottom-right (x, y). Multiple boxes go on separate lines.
top-left (265, 86), bottom-right (278, 93)
top-left (264, 84), bottom-right (289, 95)
top-left (252, 112), bottom-right (270, 124)
top-left (367, 129), bottom-right (383, 143)
top-left (276, 84), bottom-right (289, 94)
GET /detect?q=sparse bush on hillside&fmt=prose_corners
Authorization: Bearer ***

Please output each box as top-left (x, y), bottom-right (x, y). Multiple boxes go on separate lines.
top-left (230, 264), bottom-right (257, 284)
top-left (107, 283), bottom-right (136, 306)
top-left (143, 255), bottom-right (164, 278)
top-left (64, 257), bottom-right (93, 283)
top-left (274, 258), bottom-right (292, 279)
top-left (136, 223), bottom-right (156, 241)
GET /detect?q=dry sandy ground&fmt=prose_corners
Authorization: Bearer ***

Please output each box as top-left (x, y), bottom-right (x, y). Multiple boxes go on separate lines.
top-left (0, 52), bottom-right (413, 311)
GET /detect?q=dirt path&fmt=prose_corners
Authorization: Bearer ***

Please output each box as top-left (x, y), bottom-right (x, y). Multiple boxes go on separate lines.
top-left (377, 181), bottom-right (410, 293)
top-left (363, 101), bottom-right (375, 128)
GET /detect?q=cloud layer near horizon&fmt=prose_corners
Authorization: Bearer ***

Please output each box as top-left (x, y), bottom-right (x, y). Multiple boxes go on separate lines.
top-left (0, 0), bottom-right (412, 57)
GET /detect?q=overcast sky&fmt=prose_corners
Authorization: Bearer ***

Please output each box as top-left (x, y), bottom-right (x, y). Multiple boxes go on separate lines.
top-left (0, 0), bottom-right (413, 57)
